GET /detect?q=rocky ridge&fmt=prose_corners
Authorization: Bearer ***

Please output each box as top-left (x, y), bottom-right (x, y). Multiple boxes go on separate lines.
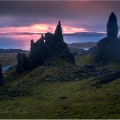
top-left (16, 21), bottom-right (74, 72)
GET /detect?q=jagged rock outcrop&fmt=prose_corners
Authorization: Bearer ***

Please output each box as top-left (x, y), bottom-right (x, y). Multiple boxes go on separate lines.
top-left (107, 12), bottom-right (118, 38)
top-left (16, 52), bottom-right (28, 72)
top-left (54, 21), bottom-right (63, 42)
top-left (28, 35), bottom-right (45, 69)
top-left (28, 21), bottom-right (74, 69)
top-left (93, 12), bottom-right (120, 66)
top-left (16, 21), bottom-right (74, 71)
top-left (0, 63), bottom-right (5, 85)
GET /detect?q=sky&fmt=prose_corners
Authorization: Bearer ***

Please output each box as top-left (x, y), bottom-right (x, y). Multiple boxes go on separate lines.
top-left (0, 1), bottom-right (120, 34)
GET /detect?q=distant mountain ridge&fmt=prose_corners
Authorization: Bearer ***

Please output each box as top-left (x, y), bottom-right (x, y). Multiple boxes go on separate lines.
top-left (0, 48), bottom-right (27, 53)
top-left (0, 31), bottom-right (107, 36)
top-left (68, 42), bottom-right (97, 50)
top-left (64, 32), bottom-right (106, 36)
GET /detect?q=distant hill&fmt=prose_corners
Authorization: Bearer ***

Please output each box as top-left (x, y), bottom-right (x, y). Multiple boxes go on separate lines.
top-left (64, 32), bottom-right (106, 36)
top-left (0, 48), bottom-right (28, 53)
top-left (67, 42), bottom-right (97, 50)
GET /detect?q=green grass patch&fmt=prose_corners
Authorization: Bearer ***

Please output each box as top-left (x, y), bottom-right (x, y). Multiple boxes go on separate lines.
top-left (0, 56), bottom-right (120, 118)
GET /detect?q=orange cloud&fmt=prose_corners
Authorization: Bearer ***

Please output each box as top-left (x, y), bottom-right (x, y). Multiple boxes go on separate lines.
top-left (71, 27), bottom-right (85, 31)
top-left (0, 24), bottom-right (86, 34)
top-left (31, 24), bottom-right (48, 31)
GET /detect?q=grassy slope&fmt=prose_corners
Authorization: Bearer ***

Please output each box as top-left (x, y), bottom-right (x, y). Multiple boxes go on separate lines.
top-left (75, 50), bottom-right (120, 70)
top-left (0, 57), bottom-right (120, 118)
top-left (75, 51), bottom-right (95, 66)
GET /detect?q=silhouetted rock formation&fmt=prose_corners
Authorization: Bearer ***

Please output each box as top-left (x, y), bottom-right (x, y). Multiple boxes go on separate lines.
top-left (16, 21), bottom-right (74, 72)
top-left (0, 63), bottom-right (5, 85)
top-left (16, 52), bottom-right (28, 72)
top-left (94, 37), bottom-right (118, 66)
top-left (54, 21), bottom-right (63, 42)
top-left (107, 12), bottom-right (118, 38)
top-left (93, 12), bottom-right (120, 66)
top-left (28, 35), bottom-right (45, 69)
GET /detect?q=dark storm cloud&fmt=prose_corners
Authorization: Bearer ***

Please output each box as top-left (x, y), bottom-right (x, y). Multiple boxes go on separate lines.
top-left (0, 1), bottom-right (120, 31)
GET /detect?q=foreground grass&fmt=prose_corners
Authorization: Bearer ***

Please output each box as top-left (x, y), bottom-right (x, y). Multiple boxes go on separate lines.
top-left (0, 78), bottom-right (120, 119)
top-left (0, 58), bottom-right (120, 118)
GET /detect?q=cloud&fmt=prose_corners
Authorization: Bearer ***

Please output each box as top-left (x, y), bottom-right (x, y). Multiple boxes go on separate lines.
top-left (0, 1), bottom-right (120, 32)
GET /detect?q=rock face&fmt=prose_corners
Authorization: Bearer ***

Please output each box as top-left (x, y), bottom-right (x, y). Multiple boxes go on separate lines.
top-left (28, 21), bottom-right (74, 69)
top-left (93, 12), bottom-right (120, 66)
top-left (94, 37), bottom-right (118, 66)
top-left (28, 35), bottom-right (45, 69)
top-left (114, 40), bottom-right (120, 63)
top-left (16, 52), bottom-right (28, 72)
top-left (107, 12), bottom-right (118, 38)
top-left (16, 21), bottom-right (74, 72)
top-left (0, 63), bottom-right (5, 85)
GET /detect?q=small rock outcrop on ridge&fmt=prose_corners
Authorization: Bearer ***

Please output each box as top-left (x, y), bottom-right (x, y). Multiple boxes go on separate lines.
top-left (93, 12), bottom-right (120, 66)
top-left (0, 63), bottom-right (5, 85)
top-left (16, 21), bottom-right (74, 72)
top-left (16, 52), bottom-right (28, 72)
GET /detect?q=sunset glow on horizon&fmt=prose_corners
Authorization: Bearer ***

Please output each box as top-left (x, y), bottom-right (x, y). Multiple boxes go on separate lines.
top-left (0, 1), bottom-right (120, 50)
top-left (0, 23), bottom-right (87, 34)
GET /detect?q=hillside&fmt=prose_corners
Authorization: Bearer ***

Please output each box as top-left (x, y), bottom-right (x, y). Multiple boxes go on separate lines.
top-left (76, 37), bottom-right (120, 68)
top-left (0, 57), bottom-right (120, 118)
top-left (68, 42), bottom-right (97, 50)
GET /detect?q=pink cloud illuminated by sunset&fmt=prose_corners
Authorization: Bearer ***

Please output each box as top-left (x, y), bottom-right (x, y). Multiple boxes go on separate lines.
top-left (0, 23), bottom-right (86, 34)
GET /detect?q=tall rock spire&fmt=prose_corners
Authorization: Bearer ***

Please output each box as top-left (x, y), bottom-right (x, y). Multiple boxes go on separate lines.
top-left (54, 21), bottom-right (63, 42)
top-left (107, 12), bottom-right (118, 37)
